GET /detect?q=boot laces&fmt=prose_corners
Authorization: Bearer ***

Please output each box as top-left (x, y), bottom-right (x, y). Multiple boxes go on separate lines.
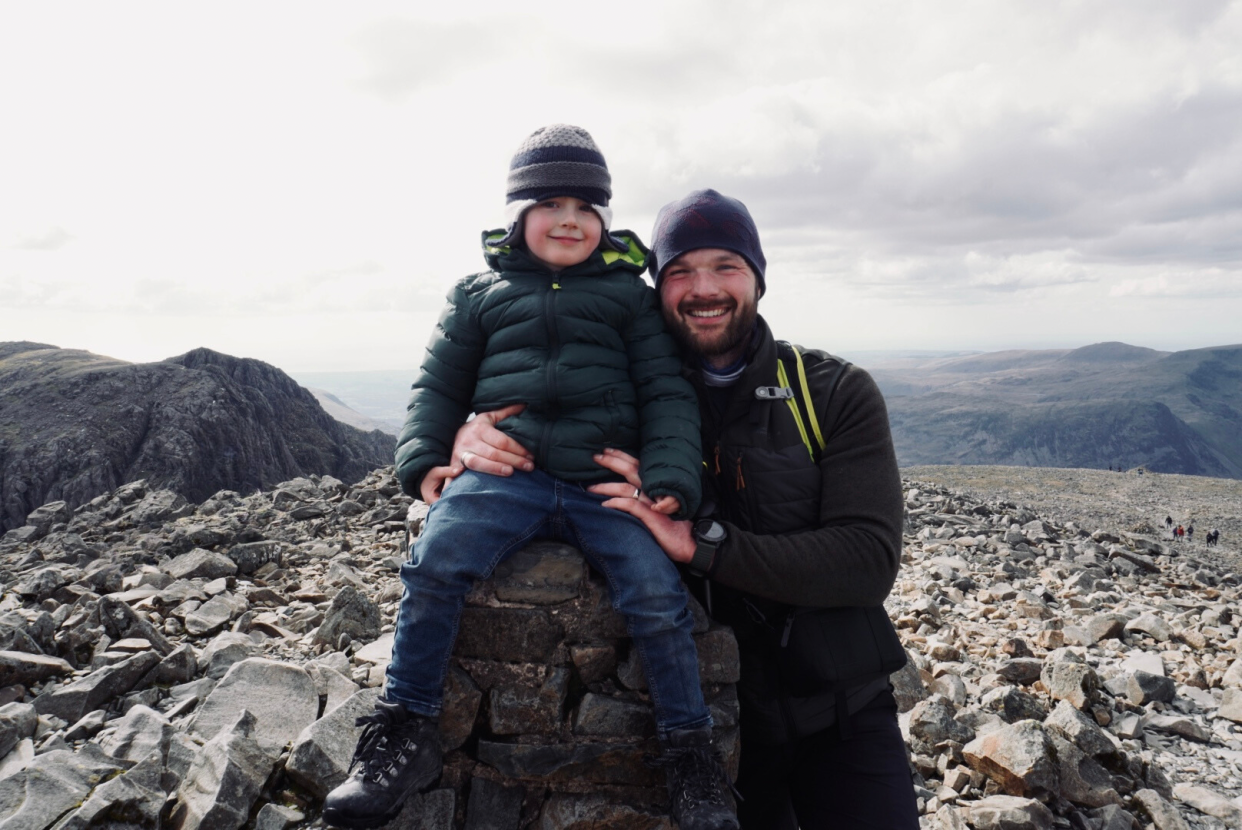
top-left (646, 743), bottom-right (740, 808)
top-left (348, 708), bottom-right (417, 785)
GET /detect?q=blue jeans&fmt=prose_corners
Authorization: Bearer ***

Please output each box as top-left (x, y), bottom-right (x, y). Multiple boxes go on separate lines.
top-left (384, 468), bottom-right (711, 739)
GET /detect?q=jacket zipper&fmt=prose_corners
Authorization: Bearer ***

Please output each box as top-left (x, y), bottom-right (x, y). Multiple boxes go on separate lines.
top-left (539, 278), bottom-right (560, 466)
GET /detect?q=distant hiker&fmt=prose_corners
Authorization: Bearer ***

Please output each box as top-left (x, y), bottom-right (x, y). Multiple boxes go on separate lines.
top-left (1187, 524), bottom-right (1195, 542)
top-left (1208, 529), bottom-right (1220, 546)
top-left (1165, 516), bottom-right (1173, 529)
top-left (452, 188), bottom-right (918, 828)
top-left (323, 126), bottom-right (735, 830)
top-left (1175, 524), bottom-right (1184, 541)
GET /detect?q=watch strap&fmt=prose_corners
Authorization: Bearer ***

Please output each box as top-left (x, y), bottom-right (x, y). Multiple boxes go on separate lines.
top-left (689, 538), bottom-right (716, 577)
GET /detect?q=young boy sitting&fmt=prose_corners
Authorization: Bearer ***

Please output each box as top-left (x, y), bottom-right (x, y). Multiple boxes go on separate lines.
top-left (322, 125), bottom-right (738, 830)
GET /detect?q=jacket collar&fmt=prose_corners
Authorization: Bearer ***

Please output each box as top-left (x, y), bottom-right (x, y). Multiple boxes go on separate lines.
top-left (480, 229), bottom-right (650, 278)
top-left (683, 314), bottom-right (778, 384)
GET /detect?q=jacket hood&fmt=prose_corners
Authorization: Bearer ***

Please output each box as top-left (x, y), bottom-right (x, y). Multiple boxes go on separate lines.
top-left (481, 229), bottom-right (650, 277)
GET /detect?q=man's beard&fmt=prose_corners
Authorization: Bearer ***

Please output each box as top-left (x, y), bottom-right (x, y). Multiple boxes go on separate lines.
top-left (663, 295), bottom-right (758, 360)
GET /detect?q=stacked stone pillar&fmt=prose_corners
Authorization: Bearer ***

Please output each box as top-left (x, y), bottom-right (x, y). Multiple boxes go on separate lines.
top-left (393, 539), bottom-right (741, 829)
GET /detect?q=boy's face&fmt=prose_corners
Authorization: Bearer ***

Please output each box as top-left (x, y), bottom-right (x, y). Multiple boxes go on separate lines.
top-left (522, 196), bottom-right (603, 272)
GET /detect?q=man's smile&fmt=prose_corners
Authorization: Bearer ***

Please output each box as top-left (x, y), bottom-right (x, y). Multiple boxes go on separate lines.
top-left (681, 301), bottom-right (735, 322)
top-left (687, 308), bottom-right (729, 319)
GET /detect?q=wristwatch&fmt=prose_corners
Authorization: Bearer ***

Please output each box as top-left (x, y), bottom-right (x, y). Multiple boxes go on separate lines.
top-left (690, 519), bottom-right (727, 577)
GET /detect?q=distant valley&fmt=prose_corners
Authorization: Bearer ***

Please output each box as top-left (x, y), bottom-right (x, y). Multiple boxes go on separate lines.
top-left (6, 338), bottom-right (1237, 533)
top-left (295, 341), bottom-right (1242, 480)
top-left (291, 371), bottom-right (411, 436)
top-left (866, 341), bottom-right (1242, 478)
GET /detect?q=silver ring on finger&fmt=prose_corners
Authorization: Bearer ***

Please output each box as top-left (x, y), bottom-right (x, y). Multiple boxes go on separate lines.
top-left (633, 487), bottom-right (641, 499)
top-left (460, 451), bottom-right (474, 467)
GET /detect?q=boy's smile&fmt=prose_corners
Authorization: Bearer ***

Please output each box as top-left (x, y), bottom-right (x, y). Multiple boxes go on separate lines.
top-left (522, 196), bottom-right (603, 272)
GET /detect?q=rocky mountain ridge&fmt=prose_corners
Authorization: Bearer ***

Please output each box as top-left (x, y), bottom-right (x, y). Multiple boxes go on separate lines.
top-left (2, 467), bottom-right (1242, 827)
top-left (0, 342), bottom-right (395, 533)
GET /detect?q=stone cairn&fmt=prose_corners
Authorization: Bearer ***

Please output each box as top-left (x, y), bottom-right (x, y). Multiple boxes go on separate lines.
top-left (2, 471), bottom-right (1242, 829)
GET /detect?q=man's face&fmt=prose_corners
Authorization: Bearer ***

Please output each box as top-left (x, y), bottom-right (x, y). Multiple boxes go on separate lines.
top-left (522, 196), bottom-right (603, 271)
top-left (658, 248), bottom-right (759, 365)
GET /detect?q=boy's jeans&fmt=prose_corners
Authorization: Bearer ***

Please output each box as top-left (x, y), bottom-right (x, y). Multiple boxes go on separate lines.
top-left (384, 468), bottom-right (711, 740)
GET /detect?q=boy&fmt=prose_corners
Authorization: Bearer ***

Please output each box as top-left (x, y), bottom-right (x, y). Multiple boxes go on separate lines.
top-left (323, 125), bottom-right (737, 830)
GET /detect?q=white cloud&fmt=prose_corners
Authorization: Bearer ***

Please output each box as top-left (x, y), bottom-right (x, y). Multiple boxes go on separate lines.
top-left (10, 227), bottom-right (73, 250)
top-left (1109, 269), bottom-right (1242, 298)
top-left (1, 0), bottom-right (1240, 367)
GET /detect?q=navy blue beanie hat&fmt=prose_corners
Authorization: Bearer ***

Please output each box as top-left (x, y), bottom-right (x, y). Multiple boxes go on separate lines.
top-left (494, 124), bottom-right (626, 252)
top-left (649, 189), bottom-right (766, 296)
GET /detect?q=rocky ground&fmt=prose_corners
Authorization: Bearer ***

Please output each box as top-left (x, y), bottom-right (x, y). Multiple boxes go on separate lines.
top-left (0, 466), bottom-right (1240, 829)
top-left (904, 466), bottom-right (1242, 572)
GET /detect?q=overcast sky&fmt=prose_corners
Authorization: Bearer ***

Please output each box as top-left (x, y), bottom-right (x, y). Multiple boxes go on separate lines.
top-left (3, 1), bottom-right (1240, 372)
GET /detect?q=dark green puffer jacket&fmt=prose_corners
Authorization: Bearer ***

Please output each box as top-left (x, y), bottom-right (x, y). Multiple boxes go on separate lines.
top-left (395, 231), bottom-right (702, 518)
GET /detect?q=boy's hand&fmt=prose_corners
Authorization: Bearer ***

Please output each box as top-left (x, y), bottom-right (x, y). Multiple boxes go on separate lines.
top-left (419, 466), bottom-right (457, 505)
top-left (590, 450), bottom-right (680, 515)
top-left (650, 496), bottom-right (680, 515)
top-left (589, 449), bottom-right (696, 564)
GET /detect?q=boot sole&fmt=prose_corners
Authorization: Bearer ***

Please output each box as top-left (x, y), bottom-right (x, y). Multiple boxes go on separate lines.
top-left (321, 760), bottom-right (443, 829)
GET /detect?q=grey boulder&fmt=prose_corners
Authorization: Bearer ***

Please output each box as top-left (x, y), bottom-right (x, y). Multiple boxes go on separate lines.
top-left (189, 658), bottom-right (318, 754)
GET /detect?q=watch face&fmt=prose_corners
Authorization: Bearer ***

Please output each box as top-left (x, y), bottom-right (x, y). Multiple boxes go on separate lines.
top-left (695, 519), bottom-right (726, 544)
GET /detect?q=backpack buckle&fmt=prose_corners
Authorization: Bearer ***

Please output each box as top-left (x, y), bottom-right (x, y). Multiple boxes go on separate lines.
top-left (754, 386), bottom-right (793, 400)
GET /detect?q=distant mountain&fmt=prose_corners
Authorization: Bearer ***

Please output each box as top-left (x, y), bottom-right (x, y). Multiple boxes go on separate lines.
top-left (290, 370), bottom-right (414, 433)
top-left (0, 342), bottom-right (395, 532)
top-left (871, 341), bottom-right (1242, 478)
top-left (305, 387), bottom-right (401, 435)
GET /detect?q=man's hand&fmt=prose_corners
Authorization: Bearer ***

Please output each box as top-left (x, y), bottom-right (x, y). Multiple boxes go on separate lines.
top-left (588, 448), bottom-right (696, 563)
top-left (418, 403), bottom-right (533, 505)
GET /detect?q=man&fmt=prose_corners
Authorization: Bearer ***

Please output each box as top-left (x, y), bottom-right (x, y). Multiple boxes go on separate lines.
top-left (435, 189), bottom-right (917, 828)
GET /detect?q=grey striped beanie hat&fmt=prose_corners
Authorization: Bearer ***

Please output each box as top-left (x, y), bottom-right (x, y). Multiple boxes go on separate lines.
top-left (496, 124), bottom-right (626, 251)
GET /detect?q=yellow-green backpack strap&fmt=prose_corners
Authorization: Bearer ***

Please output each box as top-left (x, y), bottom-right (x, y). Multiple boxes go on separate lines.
top-left (776, 342), bottom-right (850, 464)
top-left (791, 346), bottom-right (826, 454)
top-left (776, 358), bottom-right (815, 461)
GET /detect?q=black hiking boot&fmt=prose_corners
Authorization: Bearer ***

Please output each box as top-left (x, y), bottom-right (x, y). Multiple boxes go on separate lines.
top-left (321, 699), bottom-right (442, 829)
top-left (647, 726), bottom-right (739, 830)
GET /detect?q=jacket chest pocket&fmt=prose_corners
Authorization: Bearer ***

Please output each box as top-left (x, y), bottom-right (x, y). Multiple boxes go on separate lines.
top-left (721, 443), bottom-right (821, 534)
